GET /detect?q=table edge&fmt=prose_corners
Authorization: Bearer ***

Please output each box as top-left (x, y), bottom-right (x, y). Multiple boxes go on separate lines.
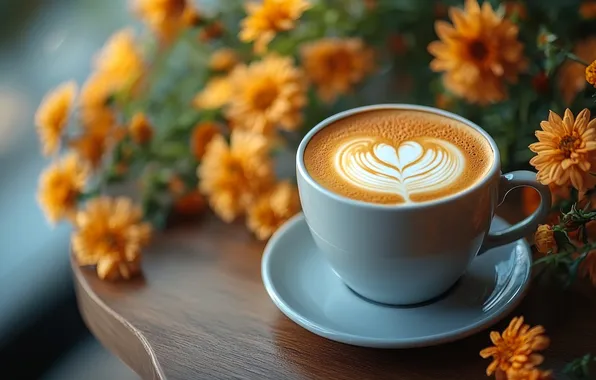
top-left (71, 255), bottom-right (167, 380)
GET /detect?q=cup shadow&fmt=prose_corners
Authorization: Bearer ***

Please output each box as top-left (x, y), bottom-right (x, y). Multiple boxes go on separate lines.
top-left (272, 314), bottom-right (489, 380)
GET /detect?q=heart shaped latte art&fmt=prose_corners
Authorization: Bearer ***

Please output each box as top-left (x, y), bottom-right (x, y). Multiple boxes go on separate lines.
top-left (335, 137), bottom-right (466, 202)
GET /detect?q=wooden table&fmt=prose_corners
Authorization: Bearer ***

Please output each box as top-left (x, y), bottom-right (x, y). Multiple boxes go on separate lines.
top-left (73, 204), bottom-right (596, 380)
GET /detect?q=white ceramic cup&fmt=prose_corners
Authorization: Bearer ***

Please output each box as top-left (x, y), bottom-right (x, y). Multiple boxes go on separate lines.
top-left (296, 104), bottom-right (551, 305)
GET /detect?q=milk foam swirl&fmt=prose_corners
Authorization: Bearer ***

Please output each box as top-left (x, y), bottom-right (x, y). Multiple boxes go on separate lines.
top-left (335, 137), bottom-right (465, 202)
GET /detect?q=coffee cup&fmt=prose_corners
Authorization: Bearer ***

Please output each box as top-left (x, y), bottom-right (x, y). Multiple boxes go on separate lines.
top-left (296, 104), bottom-right (551, 305)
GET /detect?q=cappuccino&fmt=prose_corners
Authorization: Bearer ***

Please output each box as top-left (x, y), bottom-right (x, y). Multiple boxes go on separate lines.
top-left (303, 109), bottom-right (494, 205)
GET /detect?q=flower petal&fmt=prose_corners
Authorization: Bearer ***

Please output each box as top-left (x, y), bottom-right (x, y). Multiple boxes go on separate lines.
top-left (570, 168), bottom-right (585, 190)
top-left (563, 108), bottom-right (575, 134)
top-left (548, 110), bottom-right (565, 132)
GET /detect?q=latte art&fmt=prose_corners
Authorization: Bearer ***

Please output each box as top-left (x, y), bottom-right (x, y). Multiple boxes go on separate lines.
top-left (336, 138), bottom-right (465, 202)
top-left (303, 109), bottom-right (494, 205)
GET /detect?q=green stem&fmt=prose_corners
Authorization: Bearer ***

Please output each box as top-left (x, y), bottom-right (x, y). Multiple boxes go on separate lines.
top-left (566, 52), bottom-right (590, 66)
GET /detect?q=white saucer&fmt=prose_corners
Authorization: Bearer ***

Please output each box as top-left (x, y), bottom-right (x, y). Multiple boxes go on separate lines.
top-left (261, 213), bottom-right (532, 348)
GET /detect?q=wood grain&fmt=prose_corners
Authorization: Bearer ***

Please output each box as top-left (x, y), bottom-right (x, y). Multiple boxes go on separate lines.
top-left (73, 198), bottom-right (596, 380)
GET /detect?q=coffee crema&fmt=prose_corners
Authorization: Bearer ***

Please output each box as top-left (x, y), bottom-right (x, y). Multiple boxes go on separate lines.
top-left (303, 109), bottom-right (494, 205)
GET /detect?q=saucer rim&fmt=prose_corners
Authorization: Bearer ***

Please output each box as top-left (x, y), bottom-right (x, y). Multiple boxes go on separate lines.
top-left (261, 213), bottom-right (532, 349)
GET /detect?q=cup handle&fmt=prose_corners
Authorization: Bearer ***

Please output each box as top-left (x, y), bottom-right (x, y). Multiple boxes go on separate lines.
top-left (479, 170), bottom-right (551, 254)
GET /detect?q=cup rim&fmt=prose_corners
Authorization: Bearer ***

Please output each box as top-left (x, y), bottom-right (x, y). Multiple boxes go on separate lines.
top-left (296, 103), bottom-right (501, 211)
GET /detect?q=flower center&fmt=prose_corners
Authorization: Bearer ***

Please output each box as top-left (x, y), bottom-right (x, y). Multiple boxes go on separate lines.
top-left (468, 40), bottom-right (489, 62)
top-left (559, 135), bottom-right (580, 158)
top-left (228, 160), bottom-right (243, 175)
top-left (326, 50), bottom-right (352, 73)
top-left (251, 80), bottom-right (279, 110)
top-left (103, 232), bottom-right (126, 256)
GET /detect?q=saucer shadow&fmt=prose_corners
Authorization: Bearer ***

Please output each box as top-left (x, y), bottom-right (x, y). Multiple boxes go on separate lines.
top-left (272, 314), bottom-right (490, 380)
top-left (271, 280), bottom-right (596, 380)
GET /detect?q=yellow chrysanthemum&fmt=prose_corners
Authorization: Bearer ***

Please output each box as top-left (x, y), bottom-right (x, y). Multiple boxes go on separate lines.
top-left (79, 73), bottom-right (116, 132)
top-left (198, 130), bottom-right (274, 222)
top-left (37, 154), bottom-right (89, 224)
top-left (428, 0), bottom-right (527, 104)
top-left (93, 29), bottom-right (144, 92)
top-left (529, 109), bottom-right (596, 191)
top-left (70, 128), bottom-right (110, 169)
top-left (129, 112), bottom-right (154, 145)
top-left (480, 316), bottom-right (550, 376)
top-left (209, 48), bottom-right (239, 72)
top-left (193, 76), bottom-right (233, 110)
top-left (586, 60), bottom-right (596, 87)
top-left (239, 0), bottom-right (311, 54)
top-left (559, 37), bottom-right (596, 105)
top-left (534, 225), bottom-right (557, 254)
top-left (191, 121), bottom-right (221, 160)
top-left (226, 55), bottom-right (307, 134)
top-left (247, 181), bottom-right (301, 240)
top-left (300, 38), bottom-right (374, 103)
top-left (75, 73), bottom-right (128, 168)
top-left (35, 81), bottom-right (77, 156)
top-left (72, 196), bottom-right (151, 281)
top-left (132, 0), bottom-right (200, 42)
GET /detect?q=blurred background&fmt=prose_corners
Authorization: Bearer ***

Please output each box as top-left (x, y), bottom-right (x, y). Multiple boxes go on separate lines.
top-left (0, 0), bottom-right (138, 378)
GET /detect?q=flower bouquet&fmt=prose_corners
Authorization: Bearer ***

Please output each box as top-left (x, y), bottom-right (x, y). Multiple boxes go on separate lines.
top-left (35, 0), bottom-right (596, 378)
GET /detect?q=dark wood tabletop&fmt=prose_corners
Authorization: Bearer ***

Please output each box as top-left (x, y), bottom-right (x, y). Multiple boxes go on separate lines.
top-left (72, 198), bottom-right (596, 380)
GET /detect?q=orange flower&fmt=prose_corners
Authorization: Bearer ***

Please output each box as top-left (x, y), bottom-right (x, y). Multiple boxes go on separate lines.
top-left (37, 154), bottom-right (89, 224)
top-left (480, 316), bottom-right (550, 376)
top-left (93, 29), bottom-right (144, 92)
top-left (428, 0), bottom-right (527, 104)
top-left (173, 191), bottom-right (206, 216)
top-left (534, 225), bottom-right (557, 254)
top-left (529, 109), bottom-right (596, 191)
top-left (558, 38), bottom-right (596, 104)
top-left (586, 60), bottom-right (596, 87)
top-left (198, 130), bottom-right (274, 222)
top-left (247, 181), bottom-right (301, 240)
top-left (580, 1), bottom-right (596, 19)
top-left (209, 48), bottom-right (239, 72)
top-left (226, 55), bottom-right (307, 134)
top-left (300, 38), bottom-right (375, 103)
top-left (129, 112), bottom-right (154, 145)
top-left (36, 81), bottom-right (77, 156)
top-left (70, 128), bottom-right (110, 169)
top-left (239, 0), bottom-right (310, 54)
top-left (193, 76), bottom-right (233, 110)
top-left (72, 196), bottom-right (151, 281)
top-left (190, 122), bottom-right (220, 160)
top-left (79, 73), bottom-right (116, 133)
top-left (580, 250), bottom-right (596, 285)
top-left (132, 0), bottom-right (199, 42)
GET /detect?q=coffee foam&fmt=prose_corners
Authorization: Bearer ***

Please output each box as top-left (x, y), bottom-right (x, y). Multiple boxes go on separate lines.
top-left (303, 109), bottom-right (494, 205)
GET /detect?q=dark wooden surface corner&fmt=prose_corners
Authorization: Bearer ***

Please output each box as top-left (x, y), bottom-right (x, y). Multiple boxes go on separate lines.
top-left (73, 199), bottom-right (596, 380)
